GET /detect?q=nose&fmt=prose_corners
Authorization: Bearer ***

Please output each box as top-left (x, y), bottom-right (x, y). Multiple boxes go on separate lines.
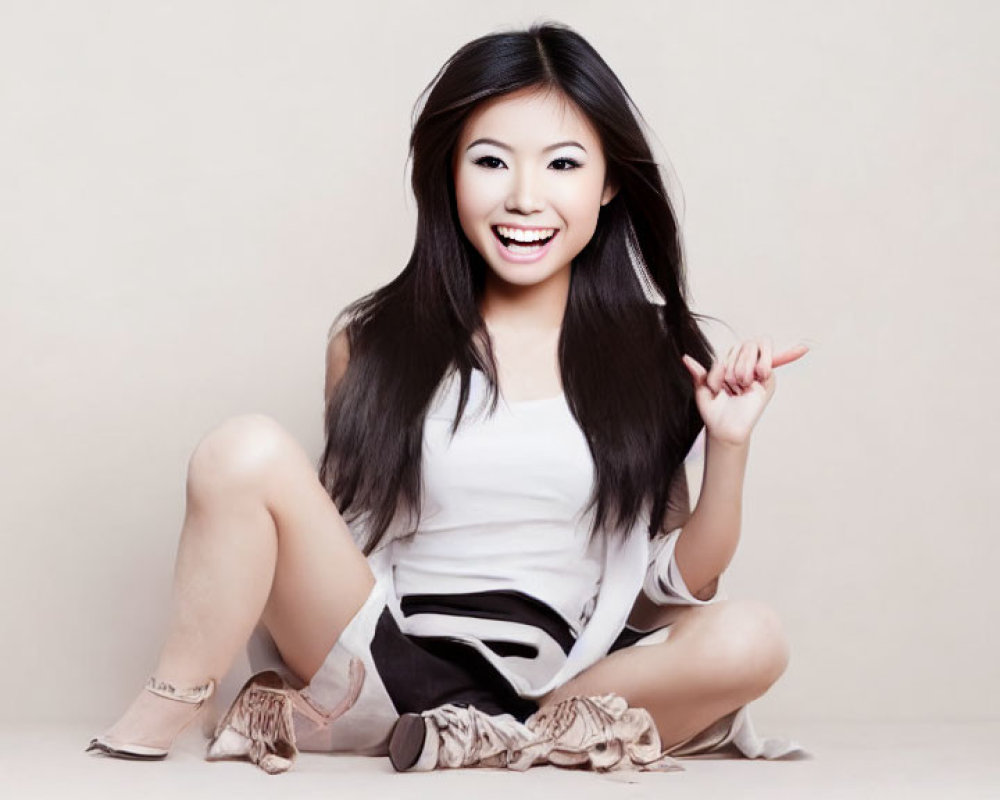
top-left (504, 169), bottom-right (545, 215)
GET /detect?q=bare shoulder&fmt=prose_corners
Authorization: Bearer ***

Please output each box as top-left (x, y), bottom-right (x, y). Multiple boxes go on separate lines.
top-left (324, 325), bottom-right (351, 407)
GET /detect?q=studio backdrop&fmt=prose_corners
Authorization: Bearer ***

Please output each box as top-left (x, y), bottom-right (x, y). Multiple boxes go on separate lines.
top-left (1, 0), bottom-right (997, 725)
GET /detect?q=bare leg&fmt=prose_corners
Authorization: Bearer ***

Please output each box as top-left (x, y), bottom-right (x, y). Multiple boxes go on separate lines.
top-left (100, 414), bottom-right (374, 750)
top-left (537, 599), bottom-right (790, 751)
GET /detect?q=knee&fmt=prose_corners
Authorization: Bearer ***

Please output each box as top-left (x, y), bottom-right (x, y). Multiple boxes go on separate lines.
top-left (696, 599), bottom-right (790, 697)
top-left (186, 413), bottom-right (297, 500)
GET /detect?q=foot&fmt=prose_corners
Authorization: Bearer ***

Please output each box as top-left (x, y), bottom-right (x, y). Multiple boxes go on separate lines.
top-left (93, 686), bottom-right (206, 754)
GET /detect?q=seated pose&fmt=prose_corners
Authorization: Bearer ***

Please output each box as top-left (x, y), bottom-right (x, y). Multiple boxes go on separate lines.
top-left (87, 21), bottom-right (809, 770)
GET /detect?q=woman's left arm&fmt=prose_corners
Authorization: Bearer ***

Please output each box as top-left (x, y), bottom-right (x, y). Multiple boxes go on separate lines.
top-left (672, 436), bottom-right (749, 600)
top-left (672, 337), bottom-right (809, 598)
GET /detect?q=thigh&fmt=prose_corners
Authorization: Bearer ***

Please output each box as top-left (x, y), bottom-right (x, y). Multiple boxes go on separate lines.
top-left (539, 599), bottom-right (788, 707)
top-left (196, 413), bottom-right (376, 686)
top-left (625, 590), bottom-right (694, 631)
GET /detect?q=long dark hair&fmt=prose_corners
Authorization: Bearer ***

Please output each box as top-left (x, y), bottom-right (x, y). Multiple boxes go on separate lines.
top-left (320, 21), bottom-right (716, 556)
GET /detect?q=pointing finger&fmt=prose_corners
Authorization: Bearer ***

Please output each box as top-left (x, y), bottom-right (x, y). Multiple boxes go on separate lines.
top-left (773, 344), bottom-right (810, 369)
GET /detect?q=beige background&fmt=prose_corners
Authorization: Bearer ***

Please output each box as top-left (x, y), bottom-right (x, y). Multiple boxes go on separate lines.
top-left (2, 0), bottom-right (997, 726)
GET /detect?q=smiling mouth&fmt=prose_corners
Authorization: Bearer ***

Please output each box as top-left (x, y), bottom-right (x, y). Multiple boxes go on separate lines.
top-left (491, 226), bottom-right (557, 252)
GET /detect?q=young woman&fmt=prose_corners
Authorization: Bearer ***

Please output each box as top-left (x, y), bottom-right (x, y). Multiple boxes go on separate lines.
top-left (87, 21), bottom-right (808, 771)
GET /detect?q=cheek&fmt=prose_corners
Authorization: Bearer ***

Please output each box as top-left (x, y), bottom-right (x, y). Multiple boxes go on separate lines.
top-left (558, 181), bottom-right (604, 237)
top-left (454, 169), bottom-right (499, 226)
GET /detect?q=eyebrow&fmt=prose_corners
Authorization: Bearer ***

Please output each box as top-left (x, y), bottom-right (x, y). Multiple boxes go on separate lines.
top-left (466, 137), bottom-right (588, 154)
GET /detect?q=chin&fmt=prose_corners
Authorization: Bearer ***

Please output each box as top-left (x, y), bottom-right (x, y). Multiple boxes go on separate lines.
top-left (490, 263), bottom-right (565, 287)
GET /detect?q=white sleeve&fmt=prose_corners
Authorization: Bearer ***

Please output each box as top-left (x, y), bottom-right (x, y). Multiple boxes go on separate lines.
top-left (643, 527), bottom-right (724, 605)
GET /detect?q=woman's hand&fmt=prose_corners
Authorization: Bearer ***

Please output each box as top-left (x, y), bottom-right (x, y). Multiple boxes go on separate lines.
top-left (681, 338), bottom-right (808, 447)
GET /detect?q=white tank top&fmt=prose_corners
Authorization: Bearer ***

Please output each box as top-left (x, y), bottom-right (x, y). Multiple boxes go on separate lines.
top-left (390, 366), bottom-right (604, 634)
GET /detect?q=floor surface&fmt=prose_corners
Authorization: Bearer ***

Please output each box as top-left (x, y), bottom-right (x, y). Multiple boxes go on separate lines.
top-left (3, 720), bottom-right (998, 799)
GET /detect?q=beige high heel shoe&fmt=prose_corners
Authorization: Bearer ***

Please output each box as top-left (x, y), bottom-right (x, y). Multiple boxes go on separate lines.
top-left (205, 667), bottom-right (365, 775)
top-left (85, 676), bottom-right (216, 760)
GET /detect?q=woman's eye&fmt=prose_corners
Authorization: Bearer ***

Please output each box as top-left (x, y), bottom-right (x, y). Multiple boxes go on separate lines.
top-left (474, 156), bottom-right (505, 169)
top-left (550, 158), bottom-right (581, 171)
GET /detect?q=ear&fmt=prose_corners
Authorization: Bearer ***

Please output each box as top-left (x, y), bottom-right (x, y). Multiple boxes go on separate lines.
top-left (600, 178), bottom-right (619, 207)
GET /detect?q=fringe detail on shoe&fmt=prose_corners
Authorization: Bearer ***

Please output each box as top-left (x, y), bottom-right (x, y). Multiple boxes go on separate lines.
top-left (421, 704), bottom-right (542, 770)
top-left (416, 694), bottom-right (680, 773)
top-left (206, 671), bottom-right (298, 775)
top-left (524, 694), bottom-right (682, 772)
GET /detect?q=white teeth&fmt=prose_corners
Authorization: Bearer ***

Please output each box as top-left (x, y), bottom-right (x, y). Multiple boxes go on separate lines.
top-left (496, 225), bottom-right (555, 243)
top-left (507, 242), bottom-right (540, 254)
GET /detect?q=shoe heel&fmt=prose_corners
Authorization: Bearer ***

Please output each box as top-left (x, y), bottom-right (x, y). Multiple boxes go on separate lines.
top-left (288, 657), bottom-right (366, 728)
top-left (389, 713), bottom-right (428, 772)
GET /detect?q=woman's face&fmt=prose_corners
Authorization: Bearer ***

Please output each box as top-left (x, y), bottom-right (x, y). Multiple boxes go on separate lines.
top-left (453, 87), bottom-right (616, 291)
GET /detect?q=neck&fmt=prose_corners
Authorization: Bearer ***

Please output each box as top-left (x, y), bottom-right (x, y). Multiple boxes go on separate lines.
top-left (478, 263), bottom-right (570, 336)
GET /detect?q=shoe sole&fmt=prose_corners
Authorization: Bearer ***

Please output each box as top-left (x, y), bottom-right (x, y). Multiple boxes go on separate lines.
top-left (85, 739), bottom-right (167, 760)
top-left (388, 713), bottom-right (426, 772)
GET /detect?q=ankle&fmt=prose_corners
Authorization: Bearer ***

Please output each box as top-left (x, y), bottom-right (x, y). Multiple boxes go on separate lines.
top-left (145, 674), bottom-right (216, 704)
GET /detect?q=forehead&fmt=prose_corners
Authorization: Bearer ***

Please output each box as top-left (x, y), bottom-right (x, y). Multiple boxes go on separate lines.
top-left (458, 87), bottom-right (601, 149)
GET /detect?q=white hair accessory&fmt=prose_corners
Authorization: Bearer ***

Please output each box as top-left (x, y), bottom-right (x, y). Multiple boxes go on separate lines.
top-left (624, 212), bottom-right (667, 306)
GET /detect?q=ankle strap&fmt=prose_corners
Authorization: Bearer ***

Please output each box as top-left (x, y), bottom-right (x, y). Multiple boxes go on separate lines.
top-left (145, 676), bottom-right (216, 704)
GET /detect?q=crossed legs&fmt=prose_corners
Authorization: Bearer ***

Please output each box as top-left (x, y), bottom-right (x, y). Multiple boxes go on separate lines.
top-left (101, 412), bottom-right (790, 757)
top-left (537, 599), bottom-right (791, 752)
